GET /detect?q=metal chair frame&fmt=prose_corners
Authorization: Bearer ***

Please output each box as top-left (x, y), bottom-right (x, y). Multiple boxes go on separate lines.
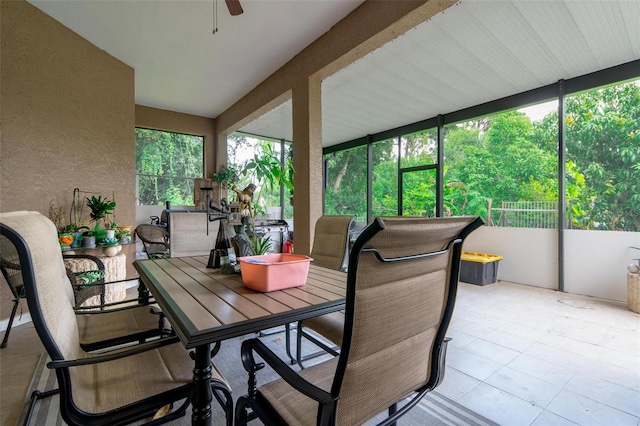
top-left (1, 217), bottom-right (233, 426)
top-left (236, 216), bottom-right (484, 426)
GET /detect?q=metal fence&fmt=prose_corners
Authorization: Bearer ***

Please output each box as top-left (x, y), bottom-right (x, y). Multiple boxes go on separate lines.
top-left (489, 201), bottom-right (558, 229)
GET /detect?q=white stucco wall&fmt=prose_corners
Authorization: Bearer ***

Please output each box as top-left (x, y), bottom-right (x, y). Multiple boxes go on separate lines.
top-left (564, 230), bottom-right (640, 303)
top-left (464, 226), bottom-right (640, 303)
top-left (463, 226), bottom-right (558, 290)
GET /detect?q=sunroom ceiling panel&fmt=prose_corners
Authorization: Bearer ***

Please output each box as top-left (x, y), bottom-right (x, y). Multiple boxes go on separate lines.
top-left (240, 0), bottom-right (640, 147)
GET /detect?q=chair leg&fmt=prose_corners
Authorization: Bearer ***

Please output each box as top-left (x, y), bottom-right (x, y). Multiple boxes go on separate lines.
top-left (23, 388), bottom-right (60, 426)
top-left (295, 322), bottom-right (340, 369)
top-left (1, 299), bottom-right (19, 349)
top-left (387, 402), bottom-right (398, 426)
top-left (235, 396), bottom-right (249, 426)
top-left (284, 323), bottom-right (297, 365)
top-left (211, 381), bottom-right (233, 426)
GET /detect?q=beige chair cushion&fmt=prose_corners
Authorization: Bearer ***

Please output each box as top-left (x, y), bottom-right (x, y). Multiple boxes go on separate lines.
top-left (69, 342), bottom-right (230, 415)
top-left (260, 358), bottom-right (338, 425)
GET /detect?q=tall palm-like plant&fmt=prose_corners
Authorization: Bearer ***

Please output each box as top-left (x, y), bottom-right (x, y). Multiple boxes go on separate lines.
top-left (85, 195), bottom-right (116, 235)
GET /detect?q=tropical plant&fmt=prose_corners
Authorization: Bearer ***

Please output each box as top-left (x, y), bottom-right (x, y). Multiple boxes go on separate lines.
top-left (250, 235), bottom-right (272, 255)
top-left (214, 165), bottom-right (240, 189)
top-left (86, 195), bottom-right (116, 235)
top-left (243, 142), bottom-right (294, 193)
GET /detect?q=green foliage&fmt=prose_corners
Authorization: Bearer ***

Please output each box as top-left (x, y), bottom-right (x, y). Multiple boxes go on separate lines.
top-left (214, 165), bottom-right (240, 188)
top-left (322, 79), bottom-right (638, 231)
top-left (324, 146), bottom-right (368, 221)
top-left (228, 135), bottom-right (294, 219)
top-left (136, 128), bottom-right (203, 206)
top-left (251, 235), bottom-right (272, 255)
top-left (85, 195), bottom-right (116, 223)
top-left (562, 82), bottom-right (640, 230)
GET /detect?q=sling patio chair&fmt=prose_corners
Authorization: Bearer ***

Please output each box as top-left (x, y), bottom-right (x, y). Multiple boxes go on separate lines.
top-left (1, 232), bottom-right (170, 352)
top-left (236, 215), bottom-right (483, 426)
top-left (0, 211), bottom-right (233, 425)
top-left (285, 215), bottom-right (355, 368)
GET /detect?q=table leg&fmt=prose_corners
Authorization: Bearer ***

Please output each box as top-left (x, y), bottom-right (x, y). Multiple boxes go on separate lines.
top-left (192, 344), bottom-right (213, 426)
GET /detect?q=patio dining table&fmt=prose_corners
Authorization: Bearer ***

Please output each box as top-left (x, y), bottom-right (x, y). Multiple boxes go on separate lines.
top-left (133, 255), bottom-right (347, 426)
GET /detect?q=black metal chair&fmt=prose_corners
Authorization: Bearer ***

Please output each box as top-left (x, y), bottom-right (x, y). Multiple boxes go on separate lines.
top-left (236, 216), bottom-right (483, 426)
top-left (1, 211), bottom-right (233, 425)
top-left (1, 244), bottom-right (115, 348)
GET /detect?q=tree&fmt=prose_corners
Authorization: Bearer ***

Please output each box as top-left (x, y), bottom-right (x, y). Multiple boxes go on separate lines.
top-left (135, 129), bottom-right (203, 205)
top-left (533, 81), bottom-right (640, 231)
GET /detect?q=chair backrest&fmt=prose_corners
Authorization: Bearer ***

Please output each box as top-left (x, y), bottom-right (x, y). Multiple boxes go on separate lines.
top-left (0, 211), bottom-right (82, 362)
top-left (309, 215), bottom-right (356, 271)
top-left (331, 216), bottom-right (483, 425)
top-left (135, 223), bottom-right (170, 258)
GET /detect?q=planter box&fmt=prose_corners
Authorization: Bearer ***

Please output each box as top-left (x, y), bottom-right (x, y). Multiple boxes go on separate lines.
top-left (459, 251), bottom-right (503, 286)
top-left (239, 254), bottom-right (312, 292)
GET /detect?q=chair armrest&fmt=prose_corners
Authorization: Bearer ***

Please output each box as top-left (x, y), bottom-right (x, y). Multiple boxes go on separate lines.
top-left (75, 303), bottom-right (159, 317)
top-left (47, 336), bottom-right (181, 368)
top-left (241, 338), bottom-right (334, 405)
top-left (73, 295), bottom-right (156, 312)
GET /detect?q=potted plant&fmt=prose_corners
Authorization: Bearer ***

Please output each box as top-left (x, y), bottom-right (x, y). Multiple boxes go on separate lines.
top-left (214, 165), bottom-right (240, 189)
top-left (63, 221), bottom-right (86, 248)
top-left (84, 195), bottom-right (116, 247)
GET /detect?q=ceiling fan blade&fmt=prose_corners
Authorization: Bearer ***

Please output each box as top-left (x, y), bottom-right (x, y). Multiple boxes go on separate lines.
top-left (225, 0), bottom-right (243, 16)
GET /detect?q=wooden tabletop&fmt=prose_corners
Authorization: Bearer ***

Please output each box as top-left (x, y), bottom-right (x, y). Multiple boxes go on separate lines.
top-left (134, 256), bottom-right (347, 349)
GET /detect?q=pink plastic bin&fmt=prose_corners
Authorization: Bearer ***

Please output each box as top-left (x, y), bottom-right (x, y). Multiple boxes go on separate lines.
top-left (239, 253), bottom-right (313, 292)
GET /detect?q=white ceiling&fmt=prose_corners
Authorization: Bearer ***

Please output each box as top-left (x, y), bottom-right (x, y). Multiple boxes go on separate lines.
top-left (28, 0), bottom-right (640, 148)
top-left (27, 0), bottom-right (364, 118)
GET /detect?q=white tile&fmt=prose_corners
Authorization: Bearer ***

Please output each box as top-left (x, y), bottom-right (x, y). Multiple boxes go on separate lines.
top-left (564, 299), bottom-right (625, 327)
top-left (578, 360), bottom-right (640, 393)
top-left (600, 327), bottom-right (640, 356)
top-left (454, 309), bottom-right (508, 330)
top-left (525, 342), bottom-right (589, 370)
top-left (531, 410), bottom-right (579, 426)
top-left (463, 339), bottom-right (521, 365)
top-left (512, 313), bottom-right (568, 334)
top-left (448, 316), bottom-right (494, 338)
top-left (537, 335), bottom-right (603, 364)
top-left (482, 328), bottom-right (537, 352)
top-left (486, 366), bottom-right (562, 407)
top-left (565, 373), bottom-right (640, 416)
top-left (447, 348), bottom-right (504, 381)
top-left (595, 343), bottom-right (640, 371)
top-left (550, 317), bottom-right (611, 345)
top-left (458, 383), bottom-right (544, 425)
top-left (612, 311), bottom-right (640, 331)
top-left (546, 389), bottom-right (639, 426)
top-left (445, 328), bottom-right (478, 348)
top-left (498, 321), bottom-right (551, 341)
top-left (437, 366), bottom-right (481, 401)
top-left (507, 353), bottom-right (576, 387)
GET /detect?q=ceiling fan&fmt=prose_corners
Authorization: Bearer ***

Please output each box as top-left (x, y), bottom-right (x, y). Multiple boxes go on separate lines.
top-left (224, 0), bottom-right (243, 16)
top-left (213, 0), bottom-right (243, 33)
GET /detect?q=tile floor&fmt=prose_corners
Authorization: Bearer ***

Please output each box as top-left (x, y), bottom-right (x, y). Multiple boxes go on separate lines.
top-left (442, 281), bottom-right (640, 426)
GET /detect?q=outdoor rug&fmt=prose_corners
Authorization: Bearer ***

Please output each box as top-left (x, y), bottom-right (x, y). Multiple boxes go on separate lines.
top-left (19, 329), bottom-right (498, 426)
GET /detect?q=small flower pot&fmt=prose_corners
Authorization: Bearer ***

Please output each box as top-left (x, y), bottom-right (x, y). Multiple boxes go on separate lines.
top-left (83, 236), bottom-right (96, 249)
